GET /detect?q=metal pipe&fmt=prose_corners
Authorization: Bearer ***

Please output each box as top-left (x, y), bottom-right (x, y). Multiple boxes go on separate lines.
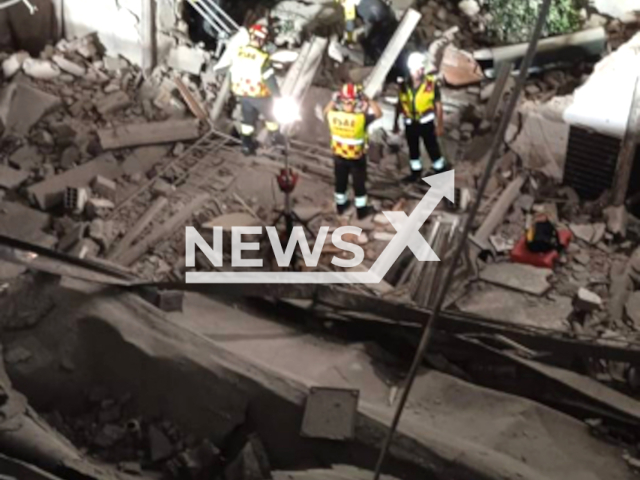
top-left (370, 0), bottom-right (554, 479)
top-left (199, 0), bottom-right (239, 30)
top-left (192, 0), bottom-right (232, 34)
top-left (186, 0), bottom-right (231, 36)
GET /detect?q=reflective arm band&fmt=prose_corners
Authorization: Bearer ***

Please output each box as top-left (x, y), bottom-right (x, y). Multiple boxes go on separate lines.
top-left (263, 68), bottom-right (275, 79)
top-left (332, 136), bottom-right (364, 145)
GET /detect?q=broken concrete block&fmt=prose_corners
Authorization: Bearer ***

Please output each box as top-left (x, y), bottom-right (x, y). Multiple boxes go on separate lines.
top-left (104, 56), bottom-right (129, 71)
top-left (92, 175), bottom-right (117, 201)
top-left (149, 425), bottom-right (173, 462)
top-left (9, 145), bottom-right (42, 171)
top-left (157, 290), bottom-right (184, 312)
top-left (88, 218), bottom-right (114, 250)
top-left (4, 345), bottom-right (32, 364)
top-left (60, 145), bottom-right (81, 169)
top-left (0, 164), bottom-right (29, 190)
top-left (94, 424), bottom-right (126, 449)
top-left (2, 51), bottom-right (30, 78)
top-left (574, 287), bottom-right (602, 312)
top-left (569, 223), bottom-right (606, 245)
top-left (479, 263), bottom-right (552, 295)
top-left (58, 222), bottom-right (87, 252)
top-left (604, 205), bottom-right (628, 237)
top-left (203, 213), bottom-right (260, 231)
top-left (22, 58), bottom-right (61, 79)
top-left (50, 123), bottom-right (77, 146)
top-left (27, 154), bottom-right (122, 210)
top-left (95, 91), bottom-right (131, 115)
top-left (489, 235), bottom-right (514, 253)
top-left (625, 291), bottom-right (640, 328)
top-left (98, 119), bottom-right (201, 150)
top-left (86, 198), bottom-right (115, 218)
top-left (52, 54), bottom-right (86, 77)
top-left (167, 45), bottom-right (207, 75)
top-left (458, 0), bottom-right (480, 17)
top-left (151, 179), bottom-right (173, 197)
top-left (31, 129), bottom-right (54, 147)
top-left (441, 45), bottom-right (483, 87)
top-left (574, 252), bottom-right (590, 265)
top-left (122, 145), bottom-right (170, 176)
top-left (1, 82), bottom-right (62, 136)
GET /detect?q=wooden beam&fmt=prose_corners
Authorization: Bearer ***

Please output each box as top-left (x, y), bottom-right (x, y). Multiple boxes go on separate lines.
top-left (613, 75), bottom-right (640, 206)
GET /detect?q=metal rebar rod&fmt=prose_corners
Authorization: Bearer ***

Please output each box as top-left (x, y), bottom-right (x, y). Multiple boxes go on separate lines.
top-left (194, 0), bottom-right (233, 34)
top-left (371, 1), bottom-right (553, 479)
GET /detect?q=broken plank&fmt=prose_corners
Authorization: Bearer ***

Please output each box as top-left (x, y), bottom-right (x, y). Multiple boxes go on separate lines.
top-left (363, 8), bottom-right (421, 99)
top-left (175, 77), bottom-right (209, 121)
top-left (107, 197), bottom-right (168, 261)
top-left (98, 119), bottom-right (202, 150)
top-left (117, 194), bottom-right (209, 266)
top-left (27, 154), bottom-right (122, 210)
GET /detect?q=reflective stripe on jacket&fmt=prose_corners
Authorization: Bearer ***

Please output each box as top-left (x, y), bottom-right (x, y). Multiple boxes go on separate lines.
top-left (231, 45), bottom-right (271, 98)
top-left (328, 110), bottom-right (367, 160)
top-left (399, 75), bottom-right (437, 123)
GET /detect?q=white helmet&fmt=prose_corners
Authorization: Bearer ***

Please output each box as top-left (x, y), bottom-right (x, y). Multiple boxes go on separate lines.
top-left (407, 52), bottom-right (426, 74)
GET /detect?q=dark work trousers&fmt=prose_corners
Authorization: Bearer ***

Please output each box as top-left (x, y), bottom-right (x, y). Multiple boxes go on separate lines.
top-left (334, 155), bottom-right (367, 205)
top-left (405, 120), bottom-right (442, 171)
top-left (239, 96), bottom-right (279, 134)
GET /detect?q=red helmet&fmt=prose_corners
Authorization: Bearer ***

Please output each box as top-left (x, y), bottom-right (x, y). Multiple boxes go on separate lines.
top-left (339, 83), bottom-right (362, 101)
top-left (249, 24), bottom-right (268, 41)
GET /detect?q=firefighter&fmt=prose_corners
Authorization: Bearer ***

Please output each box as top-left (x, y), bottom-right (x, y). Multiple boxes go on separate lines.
top-left (393, 52), bottom-right (449, 182)
top-left (336, 0), bottom-right (397, 60)
top-left (230, 24), bottom-right (282, 156)
top-left (324, 83), bottom-right (382, 219)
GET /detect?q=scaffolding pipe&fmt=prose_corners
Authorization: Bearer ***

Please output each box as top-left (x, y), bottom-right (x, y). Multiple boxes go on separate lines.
top-left (199, 0), bottom-right (239, 30)
top-left (370, 0), bottom-right (554, 479)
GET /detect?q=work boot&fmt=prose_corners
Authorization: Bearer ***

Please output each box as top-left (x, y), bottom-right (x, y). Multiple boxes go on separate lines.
top-left (428, 162), bottom-right (452, 176)
top-left (401, 170), bottom-right (422, 183)
top-left (336, 200), bottom-right (352, 216)
top-left (241, 135), bottom-right (256, 156)
top-left (356, 205), bottom-right (374, 220)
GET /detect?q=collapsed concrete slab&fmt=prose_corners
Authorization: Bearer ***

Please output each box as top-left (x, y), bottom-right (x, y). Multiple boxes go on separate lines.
top-left (27, 154), bottom-right (123, 210)
top-left (6, 284), bottom-right (634, 480)
top-left (97, 119), bottom-right (201, 150)
top-left (479, 263), bottom-right (553, 296)
top-left (0, 82), bottom-right (62, 137)
top-left (0, 165), bottom-right (30, 190)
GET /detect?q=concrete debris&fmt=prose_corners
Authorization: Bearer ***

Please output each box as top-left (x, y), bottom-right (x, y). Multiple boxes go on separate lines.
top-left (27, 154), bottom-right (122, 210)
top-left (574, 287), bottom-right (602, 312)
top-left (60, 145), bottom-right (82, 169)
top-left (52, 54), bottom-right (86, 76)
top-left (92, 175), bottom-right (117, 201)
top-left (489, 235), bottom-right (514, 253)
top-left (151, 179), bottom-right (174, 197)
top-left (86, 198), bottom-right (115, 218)
top-left (104, 56), bottom-right (129, 71)
top-left (2, 51), bottom-right (30, 78)
top-left (167, 46), bottom-right (207, 75)
top-left (149, 425), bottom-right (173, 462)
top-left (458, 0), bottom-right (480, 17)
top-left (574, 252), bottom-right (590, 265)
top-left (9, 145), bottom-right (42, 171)
top-left (569, 223), bottom-right (607, 245)
top-left (479, 263), bottom-right (552, 296)
top-left (1, 82), bottom-right (62, 136)
top-left (97, 119), bottom-right (201, 150)
top-left (22, 58), bottom-right (61, 79)
top-left (203, 212), bottom-right (261, 231)
top-left (604, 205), bottom-right (628, 237)
top-left (0, 165), bottom-right (30, 190)
top-left (625, 291), bottom-right (640, 328)
top-left (441, 45), bottom-right (483, 87)
top-left (95, 91), bottom-right (131, 115)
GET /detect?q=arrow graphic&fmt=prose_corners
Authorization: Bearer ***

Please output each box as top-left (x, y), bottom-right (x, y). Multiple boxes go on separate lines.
top-left (185, 170), bottom-right (454, 284)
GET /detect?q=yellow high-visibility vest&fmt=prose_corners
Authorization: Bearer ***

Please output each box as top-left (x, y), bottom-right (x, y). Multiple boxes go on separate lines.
top-left (336, 0), bottom-right (357, 22)
top-left (328, 110), bottom-right (367, 160)
top-left (230, 45), bottom-right (270, 98)
top-left (399, 75), bottom-right (437, 122)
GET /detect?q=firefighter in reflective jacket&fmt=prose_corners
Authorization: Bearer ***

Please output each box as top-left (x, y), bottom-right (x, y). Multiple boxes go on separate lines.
top-left (393, 52), bottom-right (449, 182)
top-left (324, 83), bottom-right (382, 219)
top-left (230, 24), bottom-right (282, 155)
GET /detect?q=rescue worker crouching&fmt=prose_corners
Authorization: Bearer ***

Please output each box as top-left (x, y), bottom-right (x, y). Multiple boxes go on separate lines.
top-left (230, 24), bottom-right (283, 156)
top-left (393, 52), bottom-right (449, 182)
top-left (324, 83), bottom-right (382, 220)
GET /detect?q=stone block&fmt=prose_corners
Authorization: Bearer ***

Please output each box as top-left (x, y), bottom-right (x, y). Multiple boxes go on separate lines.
top-left (92, 175), bottom-right (117, 201)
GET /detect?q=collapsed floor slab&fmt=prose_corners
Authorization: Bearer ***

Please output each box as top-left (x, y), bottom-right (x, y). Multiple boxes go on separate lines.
top-left (1, 280), bottom-right (635, 480)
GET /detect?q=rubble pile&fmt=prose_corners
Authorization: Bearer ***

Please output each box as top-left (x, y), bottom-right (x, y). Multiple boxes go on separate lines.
top-left (41, 386), bottom-right (273, 480)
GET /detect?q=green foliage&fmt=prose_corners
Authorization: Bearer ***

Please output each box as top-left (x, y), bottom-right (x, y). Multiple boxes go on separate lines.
top-left (486, 0), bottom-right (582, 44)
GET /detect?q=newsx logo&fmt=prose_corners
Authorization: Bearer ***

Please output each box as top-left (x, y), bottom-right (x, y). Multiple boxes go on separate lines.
top-left (185, 171), bottom-right (454, 284)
